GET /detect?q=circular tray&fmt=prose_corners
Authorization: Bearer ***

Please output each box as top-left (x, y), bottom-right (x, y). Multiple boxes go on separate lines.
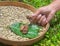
top-left (0, 2), bottom-right (50, 46)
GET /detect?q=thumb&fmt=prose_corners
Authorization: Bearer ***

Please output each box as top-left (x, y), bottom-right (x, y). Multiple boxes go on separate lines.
top-left (31, 8), bottom-right (42, 23)
top-left (32, 8), bottom-right (42, 16)
top-left (26, 8), bottom-right (42, 19)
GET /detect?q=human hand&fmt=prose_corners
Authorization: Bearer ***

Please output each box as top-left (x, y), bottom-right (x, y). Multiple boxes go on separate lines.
top-left (28, 5), bottom-right (56, 26)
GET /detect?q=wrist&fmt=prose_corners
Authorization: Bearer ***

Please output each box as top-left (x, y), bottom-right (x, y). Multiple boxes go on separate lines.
top-left (49, 0), bottom-right (60, 12)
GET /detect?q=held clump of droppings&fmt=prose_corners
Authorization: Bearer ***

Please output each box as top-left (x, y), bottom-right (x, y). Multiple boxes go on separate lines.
top-left (20, 25), bottom-right (28, 34)
top-left (26, 15), bottom-right (38, 24)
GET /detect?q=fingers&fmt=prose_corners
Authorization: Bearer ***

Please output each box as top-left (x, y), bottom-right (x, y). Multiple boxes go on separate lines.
top-left (41, 16), bottom-right (48, 26)
top-left (27, 8), bottom-right (42, 23)
top-left (36, 14), bottom-right (42, 21)
top-left (31, 14), bottom-right (48, 26)
top-left (35, 14), bottom-right (42, 23)
top-left (37, 15), bottom-right (48, 26)
top-left (38, 15), bottom-right (45, 24)
top-left (27, 14), bottom-right (48, 26)
top-left (31, 8), bottom-right (42, 23)
top-left (32, 8), bottom-right (42, 16)
top-left (47, 11), bottom-right (55, 22)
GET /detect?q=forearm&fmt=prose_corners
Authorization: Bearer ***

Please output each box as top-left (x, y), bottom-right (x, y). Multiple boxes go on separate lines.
top-left (53, 0), bottom-right (57, 1)
top-left (49, 0), bottom-right (60, 11)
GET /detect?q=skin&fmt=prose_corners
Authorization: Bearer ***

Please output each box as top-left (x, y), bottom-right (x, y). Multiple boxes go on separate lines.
top-left (29, 0), bottom-right (60, 26)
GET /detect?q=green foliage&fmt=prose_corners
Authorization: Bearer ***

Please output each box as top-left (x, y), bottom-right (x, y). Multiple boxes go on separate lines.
top-left (9, 22), bottom-right (42, 39)
top-left (23, 0), bottom-right (52, 8)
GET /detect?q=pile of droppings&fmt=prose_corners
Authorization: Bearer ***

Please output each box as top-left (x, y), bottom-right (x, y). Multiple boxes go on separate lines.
top-left (0, 6), bottom-right (42, 41)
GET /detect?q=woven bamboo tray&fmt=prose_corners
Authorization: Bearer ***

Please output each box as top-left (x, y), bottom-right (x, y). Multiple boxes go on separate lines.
top-left (0, 2), bottom-right (50, 46)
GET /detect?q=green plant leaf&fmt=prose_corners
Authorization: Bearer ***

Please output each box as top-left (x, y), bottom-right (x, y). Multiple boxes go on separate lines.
top-left (9, 22), bottom-right (24, 37)
top-left (9, 22), bottom-right (42, 39)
